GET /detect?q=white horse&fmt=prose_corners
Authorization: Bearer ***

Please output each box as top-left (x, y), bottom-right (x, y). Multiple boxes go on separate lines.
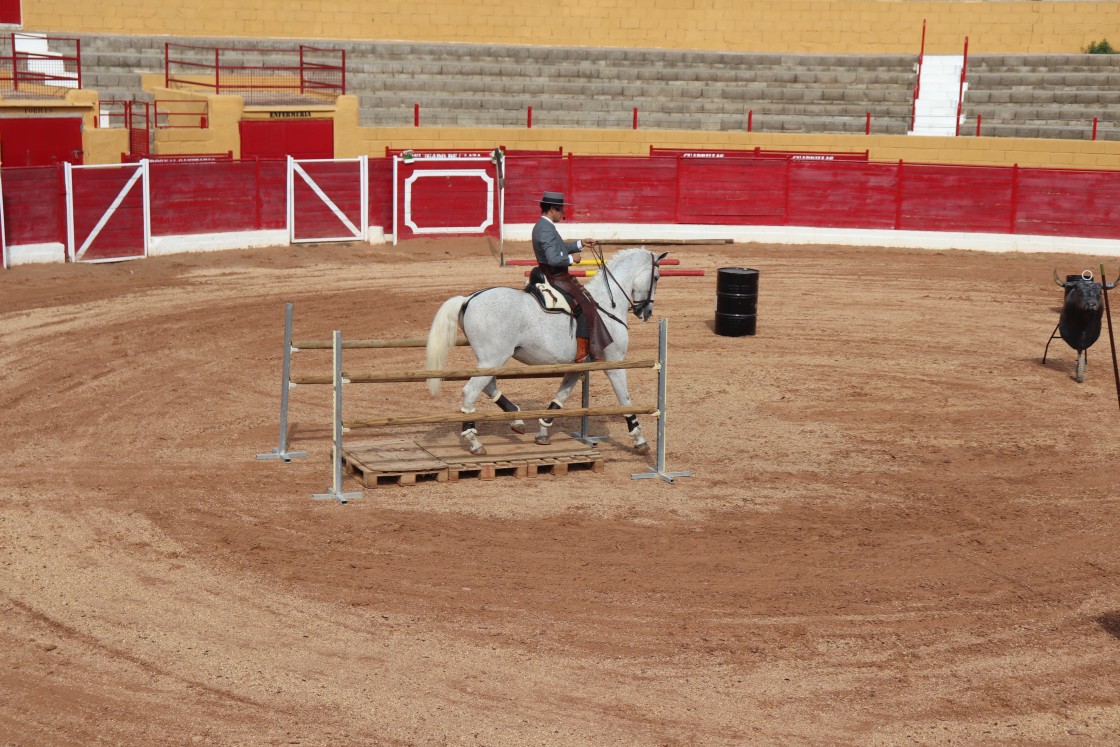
top-left (425, 248), bottom-right (668, 455)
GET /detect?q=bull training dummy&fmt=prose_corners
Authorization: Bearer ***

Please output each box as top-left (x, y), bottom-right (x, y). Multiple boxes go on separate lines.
top-left (531, 191), bottom-right (613, 362)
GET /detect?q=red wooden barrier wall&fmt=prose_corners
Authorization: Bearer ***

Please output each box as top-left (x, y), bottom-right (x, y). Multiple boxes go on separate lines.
top-left (3, 154), bottom-right (1120, 254)
top-left (147, 158), bottom-right (287, 234)
top-left (1, 166), bottom-right (66, 246)
top-left (367, 157), bottom-right (394, 231)
top-left (1016, 168), bottom-right (1120, 239)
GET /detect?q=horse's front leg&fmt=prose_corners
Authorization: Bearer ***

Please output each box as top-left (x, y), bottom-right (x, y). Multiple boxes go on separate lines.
top-left (535, 372), bottom-right (582, 446)
top-left (604, 368), bottom-right (650, 454)
top-left (481, 379), bottom-right (526, 434)
top-left (460, 374), bottom-right (493, 455)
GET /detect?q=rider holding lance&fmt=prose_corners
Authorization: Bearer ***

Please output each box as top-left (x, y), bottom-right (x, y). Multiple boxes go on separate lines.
top-left (532, 191), bottom-right (614, 362)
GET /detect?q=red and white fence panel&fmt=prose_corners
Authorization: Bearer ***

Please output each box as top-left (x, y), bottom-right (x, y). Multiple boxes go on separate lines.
top-left (287, 155), bottom-right (368, 243)
top-left (392, 154), bottom-right (500, 244)
top-left (65, 162), bottom-right (150, 262)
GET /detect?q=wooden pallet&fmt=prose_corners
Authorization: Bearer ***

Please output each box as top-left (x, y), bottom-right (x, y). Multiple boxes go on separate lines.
top-left (342, 438), bottom-right (448, 488)
top-left (342, 434), bottom-right (603, 488)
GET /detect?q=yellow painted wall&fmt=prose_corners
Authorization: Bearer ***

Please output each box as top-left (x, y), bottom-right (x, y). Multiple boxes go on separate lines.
top-left (20, 0), bottom-right (1120, 55)
top-left (337, 126), bottom-right (1120, 170)
top-left (133, 84), bottom-right (1120, 170)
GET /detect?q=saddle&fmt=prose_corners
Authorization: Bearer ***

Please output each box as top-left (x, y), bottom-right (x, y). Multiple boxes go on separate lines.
top-left (525, 266), bottom-right (574, 315)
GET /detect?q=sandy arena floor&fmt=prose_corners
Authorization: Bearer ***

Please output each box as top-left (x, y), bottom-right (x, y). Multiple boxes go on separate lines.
top-left (1, 237), bottom-right (1119, 746)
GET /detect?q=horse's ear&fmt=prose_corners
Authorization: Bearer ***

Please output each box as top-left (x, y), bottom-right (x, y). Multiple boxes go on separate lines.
top-left (655, 250), bottom-right (670, 264)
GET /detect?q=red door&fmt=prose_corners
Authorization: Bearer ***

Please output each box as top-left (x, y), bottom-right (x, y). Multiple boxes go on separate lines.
top-left (240, 119), bottom-right (333, 160)
top-left (0, 0), bottom-right (20, 25)
top-left (0, 117), bottom-right (83, 166)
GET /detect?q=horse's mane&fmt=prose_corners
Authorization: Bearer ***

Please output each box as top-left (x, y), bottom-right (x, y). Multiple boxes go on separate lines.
top-left (607, 247), bottom-right (647, 265)
top-left (585, 247), bottom-right (648, 290)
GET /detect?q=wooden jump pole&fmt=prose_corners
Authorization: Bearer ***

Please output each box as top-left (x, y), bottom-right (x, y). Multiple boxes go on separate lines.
top-left (596, 238), bottom-right (732, 245)
top-left (293, 336), bottom-right (468, 350)
top-left (292, 359), bottom-right (657, 386)
top-left (504, 258), bottom-right (681, 266)
top-left (345, 405), bottom-right (657, 430)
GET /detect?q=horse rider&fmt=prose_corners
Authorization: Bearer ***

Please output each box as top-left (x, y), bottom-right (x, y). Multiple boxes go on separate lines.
top-left (532, 191), bottom-right (614, 362)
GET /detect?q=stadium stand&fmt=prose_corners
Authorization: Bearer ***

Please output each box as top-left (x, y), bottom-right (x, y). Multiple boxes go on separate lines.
top-left (56, 33), bottom-right (918, 135)
top-left (962, 54), bottom-right (1120, 140)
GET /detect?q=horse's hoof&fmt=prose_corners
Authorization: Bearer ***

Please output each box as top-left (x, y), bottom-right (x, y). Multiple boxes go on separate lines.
top-left (470, 445), bottom-right (487, 456)
top-left (635, 442), bottom-right (651, 455)
top-left (510, 420), bottom-right (526, 435)
top-left (535, 435), bottom-right (552, 446)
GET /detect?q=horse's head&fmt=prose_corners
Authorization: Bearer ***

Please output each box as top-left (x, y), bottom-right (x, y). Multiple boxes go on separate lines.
top-left (631, 250), bottom-right (669, 321)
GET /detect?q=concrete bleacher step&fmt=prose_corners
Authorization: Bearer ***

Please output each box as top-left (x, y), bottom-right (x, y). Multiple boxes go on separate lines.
top-left (36, 31), bottom-right (918, 136)
top-left (361, 75), bottom-right (911, 104)
top-left (959, 123), bottom-right (1114, 141)
top-left (960, 53), bottom-right (1120, 140)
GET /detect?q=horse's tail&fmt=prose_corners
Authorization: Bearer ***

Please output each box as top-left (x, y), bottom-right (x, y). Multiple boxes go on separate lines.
top-left (426, 295), bottom-right (467, 395)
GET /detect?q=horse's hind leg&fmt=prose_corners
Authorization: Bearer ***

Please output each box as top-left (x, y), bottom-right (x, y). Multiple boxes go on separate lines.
top-left (535, 372), bottom-right (582, 446)
top-left (460, 374), bottom-right (494, 455)
top-left (605, 368), bottom-right (650, 454)
top-left (481, 379), bottom-right (526, 434)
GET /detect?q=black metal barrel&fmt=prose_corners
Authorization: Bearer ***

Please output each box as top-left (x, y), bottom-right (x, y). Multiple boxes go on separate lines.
top-left (715, 267), bottom-right (758, 336)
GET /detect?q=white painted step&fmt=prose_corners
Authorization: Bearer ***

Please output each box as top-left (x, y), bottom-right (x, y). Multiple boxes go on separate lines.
top-left (909, 55), bottom-right (965, 136)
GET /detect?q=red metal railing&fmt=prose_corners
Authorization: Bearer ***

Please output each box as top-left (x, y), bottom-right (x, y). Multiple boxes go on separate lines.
top-left (970, 112), bottom-right (1113, 141)
top-left (96, 100), bottom-right (150, 157)
top-left (164, 43), bottom-right (345, 104)
top-left (96, 99), bottom-right (131, 129)
top-left (0, 32), bottom-right (81, 97)
top-left (128, 103), bottom-right (151, 157)
top-left (154, 99), bottom-right (209, 129)
top-left (911, 19), bottom-right (926, 131)
top-left (955, 36), bottom-right (969, 137)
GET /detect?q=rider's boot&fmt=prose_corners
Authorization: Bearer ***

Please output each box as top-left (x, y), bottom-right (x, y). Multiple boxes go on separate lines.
top-left (575, 336), bottom-right (592, 363)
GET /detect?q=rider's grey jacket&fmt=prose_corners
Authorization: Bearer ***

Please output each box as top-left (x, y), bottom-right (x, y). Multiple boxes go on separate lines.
top-left (532, 216), bottom-right (581, 268)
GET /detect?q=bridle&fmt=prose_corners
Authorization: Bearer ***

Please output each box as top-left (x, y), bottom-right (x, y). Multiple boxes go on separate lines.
top-left (589, 245), bottom-right (660, 324)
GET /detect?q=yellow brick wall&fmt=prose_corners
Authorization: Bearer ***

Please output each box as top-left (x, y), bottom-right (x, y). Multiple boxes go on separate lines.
top-left (134, 90), bottom-right (1120, 170)
top-left (339, 127), bottom-right (1120, 170)
top-left (20, 1), bottom-right (1120, 54)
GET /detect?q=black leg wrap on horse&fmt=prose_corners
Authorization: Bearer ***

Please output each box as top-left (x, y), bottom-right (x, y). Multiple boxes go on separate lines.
top-left (540, 400), bottom-right (562, 427)
top-left (625, 415), bottom-right (640, 433)
top-left (494, 394), bottom-right (520, 413)
top-left (461, 421), bottom-right (476, 434)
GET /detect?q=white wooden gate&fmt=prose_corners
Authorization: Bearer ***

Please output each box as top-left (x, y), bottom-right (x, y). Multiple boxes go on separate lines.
top-left (65, 162), bottom-right (150, 262)
top-left (286, 155), bottom-right (368, 243)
